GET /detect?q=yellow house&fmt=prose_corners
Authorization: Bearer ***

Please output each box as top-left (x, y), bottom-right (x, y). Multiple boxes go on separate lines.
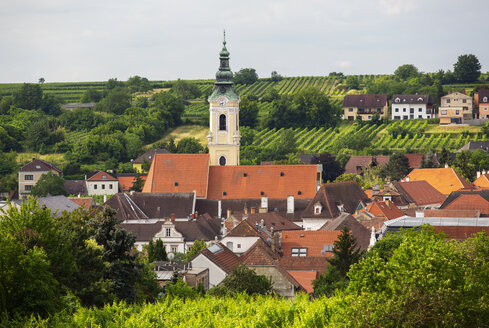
top-left (132, 148), bottom-right (170, 173)
top-left (18, 158), bottom-right (61, 198)
top-left (439, 92), bottom-right (472, 124)
top-left (343, 94), bottom-right (389, 121)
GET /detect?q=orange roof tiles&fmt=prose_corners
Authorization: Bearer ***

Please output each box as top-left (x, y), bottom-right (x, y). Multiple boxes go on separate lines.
top-left (87, 171), bottom-right (117, 181)
top-left (424, 209), bottom-right (480, 218)
top-left (142, 154), bottom-right (210, 197)
top-left (207, 165), bottom-right (317, 199)
top-left (393, 180), bottom-right (447, 206)
top-left (118, 176), bottom-right (147, 192)
top-left (434, 226), bottom-right (489, 240)
top-left (473, 174), bottom-right (489, 188)
top-left (405, 168), bottom-right (472, 195)
top-left (444, 194), bottom-right (489, 214)
top-left (68, 197), bottom-right (93, 210)
top-left (367, 201), bottom-right (405, 220)
top-left (287, 271), bottom-right (317, 294)
top-left (281, 230), bottom-right (341, 257)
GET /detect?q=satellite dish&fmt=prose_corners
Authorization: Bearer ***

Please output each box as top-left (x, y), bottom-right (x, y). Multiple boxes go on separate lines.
top-left (168, 252), bottom-right (175, 261)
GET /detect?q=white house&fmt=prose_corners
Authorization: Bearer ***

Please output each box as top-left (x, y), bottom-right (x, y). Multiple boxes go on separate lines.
top-left (220, 220), bottom-right (262, 254)
top-left (85, 171), bottom-right (119, 196)
top-left (391, 94), bottom-right (434, 120)
top-left (191, 243), bottom-right (240, 287)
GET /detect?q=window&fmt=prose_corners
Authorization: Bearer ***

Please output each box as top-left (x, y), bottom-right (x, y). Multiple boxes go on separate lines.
top-left (166, 228), bottom-right (171, 237)
top-left (109, 184), bottom-right (113, 189)
top-left (226, 242), bottom-right (233, 251)
top-left (94, 184), bottom-right (98, 190)
top-left (171, 246), bottom-right (177, 253)
top-left (410, 108), bottom-right (414, 113)
top-left (219, 114), bottom-right (226, 130)
top-left (418, 115), bottom-right (422, 118)
top-left (441, 110), bottom-right (447, 115)
top-left (291, 247), bottom-right (307, 257)
top-left (322, 245), bottom-right (334, 252)
top-left (219, 156), bottom-right (226, 166)
top-left (24, 174), bottom-right (34, 180)
top-left (394, 116), bottom-right (400, 120)
top-left (456, 110), bottom-right (460, 115)
top-left (484, 97), bottom-right (488, 103)
top-left (403, 116), bottom-right (408, 120)
top-left (403, 108), bottom-right (406, 112)
top-left (395, 108), bottom-right (399, 112)
top-left (463, 99), bottom-right (467, 103)
top-left (447, 99), bottom-right (451, 103)
top-left (102, 184), bottom-right (105, 190)
top-left (348, 108), bottom-right (353, 112)
top-left (237, 244), bottom-right (241, 248)
top-left (395, 98), bottom-right (400, 103)
top-left (410, 115), bottom-right (414, 119)
top-left (102, 175), bottom-right (107, 179)
top-left (25, 185), bottom-right (32, 191)
top-left (418, 108), bottom-right (422, 112)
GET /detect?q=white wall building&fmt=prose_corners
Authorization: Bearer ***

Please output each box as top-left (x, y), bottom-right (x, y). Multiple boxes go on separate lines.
top-left (391, 94), bottom-right (434, 120)
top-left (85, 171), bottom-right (118, 196)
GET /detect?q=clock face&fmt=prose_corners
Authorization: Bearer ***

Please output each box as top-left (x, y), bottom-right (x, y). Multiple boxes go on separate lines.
top-left (219, 100), bottom-right (225, 107)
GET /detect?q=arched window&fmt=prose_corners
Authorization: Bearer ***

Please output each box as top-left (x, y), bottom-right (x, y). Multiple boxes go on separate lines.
top-left (484, 97), bottom-right (488, 103)
top-left (219, 114), bottom-right (226, 131)
top-left (219, 156), bottom-right (226, 166)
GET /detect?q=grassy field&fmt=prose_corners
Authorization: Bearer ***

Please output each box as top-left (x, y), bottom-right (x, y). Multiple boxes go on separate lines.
top-left (149, 125), bottom-right (209, 147)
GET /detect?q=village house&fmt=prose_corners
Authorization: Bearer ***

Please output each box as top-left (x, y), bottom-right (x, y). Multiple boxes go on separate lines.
top-left (391, 94), bottom-right (434, 120)
top-left (18, 158), bottom-right (61, 198)
top-left (85, 170), bottom-right (119, 196)
top-left (475, 89), bottom-right (489, 119)
top-left (438, 92), bottom-right (473, 124)
top-left (404, 168), bottom-right (472, 196)
top-left (342, 94), bottom-right (389, 121)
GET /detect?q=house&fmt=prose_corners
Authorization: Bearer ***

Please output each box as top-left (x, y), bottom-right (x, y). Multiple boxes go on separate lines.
top-left (191, 243), bottom-right (241, 288)
top-left (153, 261), bottom-right (209, 289)
top-left (122, 214), bottom-right (222, 252)
top-left (85, 170), bottom-right (119, 196)
top-left (391, 94), bottom-right (434, 120)
top-left (389, 180), bottom-right (447, 208)
top-left (439, 92), bottom-right (472, 124)
top-left (132, 148), bottom-right (170, 173)
top-left (64, 180), bottom-right (87, 196)
top-left (344, 156), bottom-right (390, 175)
top-left (220, 220), bottom-right (263, 254)
top-left (240, 239), bottom-right (305, 298)
top-left (456, 141), bottom-right (489, 153)
top-left (18, 158), bottom-right (61, 198)
top-left (68, 196), bottom-right (94, 210)
top-left (439, 190), bottom-right (489, 216)
top-left (116, 173), bottom-right (147, 192)
top-left (473, 173), bottom-right (489, 188)
top-left (476, 89), bottom-right (489, 119)
top-left (342, 94), bottom-right (389, 121)
top-left (404, 168), bottom-right (472, 195)
top-left (301, 181), bottom-right (370, 230)
top-left (319, 212), bottom-right (371, 250)
top-left (356, 201), bottom-right (404, 230)
top-left (281, 230), bottom-right (341, 257)
top-left (279, 256), bottom-right (329, 294)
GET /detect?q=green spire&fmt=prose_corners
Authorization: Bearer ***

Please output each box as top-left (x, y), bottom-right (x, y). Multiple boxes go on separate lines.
top-left (209, 31), bottom-right (238, 101)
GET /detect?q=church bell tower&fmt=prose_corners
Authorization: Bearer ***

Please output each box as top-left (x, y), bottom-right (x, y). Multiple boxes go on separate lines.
top-left (207, 32), bottom-right (240, 166)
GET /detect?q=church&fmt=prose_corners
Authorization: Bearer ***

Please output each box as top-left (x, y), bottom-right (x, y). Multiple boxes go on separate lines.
top-left (142, 37), bottom-right (321, 200)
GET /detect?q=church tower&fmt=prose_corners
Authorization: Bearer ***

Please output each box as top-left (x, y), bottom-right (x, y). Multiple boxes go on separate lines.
top-left (207, 33), bottom-right (240, 166)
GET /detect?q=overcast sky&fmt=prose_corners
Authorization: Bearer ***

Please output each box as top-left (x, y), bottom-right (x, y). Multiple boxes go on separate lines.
top-left (1, 0), bottom-right (488, 83)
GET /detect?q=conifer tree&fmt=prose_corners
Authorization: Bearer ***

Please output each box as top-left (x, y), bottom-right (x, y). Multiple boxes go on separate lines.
top-left (328, 226), bottom-right (364, 277)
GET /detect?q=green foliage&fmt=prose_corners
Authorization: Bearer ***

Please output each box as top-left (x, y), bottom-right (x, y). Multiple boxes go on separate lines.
top-left (453, 54), bottom-right (481, 83)
top-left (165, 278), bottom-right (198, 299)
top-left (31, 172), bottom-right (67, 197)
top-left (239, 96), bottom-right (259, 128)
top-left (96, 88), bottom-right (131, 115)
top-left (184, 239), bottom-right (206, 261)
top-left (328, 226), bottom-right (364, 277)
top-left (312, 265), bottom-right (348, 297)
top-left (59, 108), bottom-right (105, 132)
top-left (153, 239), bottom-right (168, 262)
top-left (0, 96), bottom-right (13, 114)
top-left (311, 152), bottom-right (344, 183)
top-left (130, 175), bottom-right (145, 192)
top-left (234, 68), bottom-right (258, 85)
top-left (345, 75), bottom-right (360, 89)
top-left (176, 137), bottom-right (204, 153)
top-left (126, 76), bottom-right (152, 93)
top-left (384, 153), bottom-right (411, 181)
top-left (394, 64), bottom-right (419, 80)
top-left (270, 71), bottom-right (283, 82)
top-left (171, 79), bottom-right (201, 100)
top-left (217, 265), bottom-right (272, 295)
top-left (13, 83), bottom-right (43, 110)
top-left (0, 151), bottom-right (18, 193)
top-left (80, 88), bottom-right (102, 103)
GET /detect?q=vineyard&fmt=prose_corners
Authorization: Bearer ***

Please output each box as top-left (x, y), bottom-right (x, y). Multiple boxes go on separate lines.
top-left (251, 119), bottom-right (484, 153)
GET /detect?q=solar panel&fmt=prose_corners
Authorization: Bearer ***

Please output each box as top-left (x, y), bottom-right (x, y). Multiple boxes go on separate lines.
top-left (207, 244), bottom-right (223, 254)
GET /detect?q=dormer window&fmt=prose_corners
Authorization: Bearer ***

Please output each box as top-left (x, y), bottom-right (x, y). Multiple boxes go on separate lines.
top-left (395, 98), bottom-right (400, 103)
top-left (383, 196), bottom-right (391, 201)
top-left (314, 202), bottom-right (322, 215)
top-left (337, 204), bottom-right (345, 212)
top-left (484, 97), bottom-right (488, 103)
top-left (418, 97), bottom-right (423, 101)
top-left (36, 165), bottom-right (41, 169)
top-left (102, 175), bottom-right (107, 179)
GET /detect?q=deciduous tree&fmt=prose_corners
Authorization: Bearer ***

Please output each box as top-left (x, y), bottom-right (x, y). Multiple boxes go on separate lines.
top-left (31, 172), bottom-right (67, 197)
top-left (454, 54), bottom-right (481, 83)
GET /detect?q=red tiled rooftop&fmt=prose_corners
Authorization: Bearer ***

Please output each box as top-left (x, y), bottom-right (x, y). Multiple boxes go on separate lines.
top-left (87, 171), bottom-right (117, 181)
top-left (405, 168), bottom-right (472, 195)
top-left (394, 180), bottom-right (447, 206)
top-left (118, 176), bottom-right (147, 192)
top-left (207, 165), bottom-right (317, 199)
top-left (142, 154), bottom-right (210, 197)
top-left (434, 226), bottom-right (489, 240)
top-left (287, 270), bottom-right (318, 294)
top-left (444, 194), bottom-right (489, 215)
top-left (281, 230), bottom-right (341, 257)
top-left (68, 197), bottom-right (93, 210)
top-left (367, 201), bottom-right (405, 220)
top-left (201, 243), bottom-right (240, 273)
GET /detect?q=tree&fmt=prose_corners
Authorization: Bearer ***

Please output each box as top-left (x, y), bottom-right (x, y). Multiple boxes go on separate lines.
top-left (420, 151), bottom-right (437, 168)
top-left (293, 87), bottom-right (340, 128)
top-left (40, 93), bottom-right (62, 116)
top-left (96, 88), bottom-right (131, 115)
top-left (394, 64), bottom-right (419, 80)
top-left (345, 75), bottom-right (360, 89)
top-left (38, 77), bottom-right (45, 84)
top-left (0, 96), bottom-right (13, 114)
top-left (438, 148), bottom-right (451, 167)
top-left (176, 137), bottom-right (204, 153)
top-left (151, 91), bottom-right (185, 128)
top-left (0, 151), bottom-right (18, 193)
top-left (218, 265), bottom-right (272, 295)
top-left (80, 88), bottom-right (102, 103)
top-left (234, 68), bottom-right (258, 85)
top-left (130, 175), bottom-right (145, 192)
top-left (384, 153), bottom-right (411, 181)
top-left (171, 79), bottom-right (201, 100)
top-left (90, 207), bottom-right (142, 302)
top-left (270, 71), bottom-right (283, 82)
top-left (184, 239), bottom-right (206, 261)
top-left (311, 153), bottom-right (344, 183)
top-left (153, 239), bottom-right (168, 261)
top-left (455, 150), bottom-right (476, 181)
top-left (126, 76), bottom-right (152, 93)
top-left (239, 96), bottom-right (259, 128)
top-left (13, 83), bottom-right (43, 110)
top-left (454, 54), bottom-right (481, 83)
top-left (31, 172), bottom-right (67, 197)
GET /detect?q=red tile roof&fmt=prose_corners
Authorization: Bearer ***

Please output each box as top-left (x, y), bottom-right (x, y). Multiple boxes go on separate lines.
top-left (424, 209), bottom-right (480, 218)
top-left (142, 154), bottom-right (210, 197)
top-left (443, 194), bottom-right (489, 215)
top-left (287, 270), bottom-right (317, 293)
top-left (434, 226), bottom-right (489, 240)
top-left (405, 168), bottom-right (472, 195)
top-left (246, 212), bottom-right (302, 232)
top-left (281, 230), bottom-right (341, 257)
top-left (279, 256), bottom-right (330, 274)
top-left (473, 174), bottom-right (489, 188)
top-left (404, 153), bottom-right (438, 169)
top-left (118, 175), bottom-right (147, 192)
top-left (207, 165), bottom-right (318, 199)
top-left (225, 220), bottom-right (260, 237)
top-left (367, 201), bottom-right (405, 220)
top-left (68, 197), bottom-right (93, 210)
top-left (392, 180), bottom-right (447, 206)
top-left (87, 171), bottom-right (117, 181)
top-left (20, 158), bottom-right (61, 173)
top-left (201, 243), bottom-right (240, 274)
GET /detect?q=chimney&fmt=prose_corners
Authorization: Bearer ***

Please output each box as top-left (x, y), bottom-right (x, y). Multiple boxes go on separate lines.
top-left (130, 190), bottom-right (135, 195)
top-left (483, 170), bottom-right (487, 175)
top-left (32, 156), bottom-right (36, 162)
top-left (171, 213), bottom-right (175, 222)
top-left (260, 219), bottom-right (264, 229)
top-left (218, 200), bottom-right (222, 219)
top-left (250, 207), bottom-right (256, 214)
top-left (255, 222), bottom-right (259, 232)
top-left (406, 177), bottom-right (410, 182)
top-left (287, 195), bottom-right (294, 214)
top-left (103, 194), bottom-right (107, 203)
top-left (372, 184), bottom-right (380, 196)
top-left (477, 171), bottom-right (481, 179)
top-left (445, 163), bottom-right (449, 168)
top-left (227, 209), bottom-right (232, 218)
top-left (415, 210), bottom-right (424, 218)
top-left (244, 207), bottom-right (248, 215)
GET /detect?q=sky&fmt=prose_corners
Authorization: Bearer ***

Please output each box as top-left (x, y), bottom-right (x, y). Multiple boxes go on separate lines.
top-left (1, 0), bottom-right (488, 83)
